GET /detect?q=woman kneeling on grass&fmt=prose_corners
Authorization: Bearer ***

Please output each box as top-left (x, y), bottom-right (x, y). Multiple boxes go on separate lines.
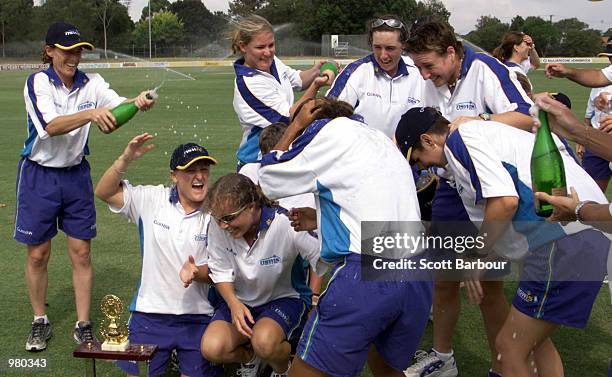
top-left (188, 173), bottom-right (324, 377)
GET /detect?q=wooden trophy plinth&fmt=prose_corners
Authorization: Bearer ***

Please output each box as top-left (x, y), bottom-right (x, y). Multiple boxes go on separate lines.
top-left (73, 341), bottom-right (158, 377)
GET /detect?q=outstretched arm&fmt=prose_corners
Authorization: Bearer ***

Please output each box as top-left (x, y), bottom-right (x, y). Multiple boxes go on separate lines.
top-left (95, 133), bottom-right (156, 209)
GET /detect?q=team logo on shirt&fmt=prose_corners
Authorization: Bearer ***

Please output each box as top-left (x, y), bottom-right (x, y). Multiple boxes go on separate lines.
top-left (406, 97), bottom-right (420, 105)
top-left (78, 101), bottom-right (96, 111)
top-left (516, 287), bottom-right (538, 303)
top-left (366, 92), bottom-right (382, 99)
top-left (194, 234), bottom-right (207, 242)
top-left (259, 255), bottom-right (281, 266)
top-left (455, 101), bottom-right (476, 111)
top-left (153, 219), bottom-right (170, 230)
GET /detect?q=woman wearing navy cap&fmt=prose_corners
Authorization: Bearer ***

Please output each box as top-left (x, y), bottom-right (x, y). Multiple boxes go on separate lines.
top-left (16, 22), bottom-right (155, 352)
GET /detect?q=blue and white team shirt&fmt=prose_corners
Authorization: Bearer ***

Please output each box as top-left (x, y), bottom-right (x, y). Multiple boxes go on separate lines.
top-left (109, 181), bottom-right (214, 316)
top-left (22, 66), bottom-right (125, 168)
top-left (602, 65), bottom-right (612, 83)
top-left (259, 116), bottom-right (423, 263)
top-left (239, 162), bottom-right (315, 209)
top-left (326, 55), bottom-right (424, 139)
top-left (233, 57), bottom-right (303, 164)
top-left (444, 120), bottom-right (608, 260)
top-left (585, 80), bottom-right (612, 130)
top-left (207, 206), bottom-right (322, 308)
top-left (422, 46), bottom-right (533, 121)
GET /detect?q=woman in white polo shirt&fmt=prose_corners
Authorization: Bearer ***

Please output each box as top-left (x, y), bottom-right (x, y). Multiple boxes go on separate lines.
top-left (197, 173), bottom-right (323, 377)
top-left (230, 15), bottom-right (330, 166)
top-left (326, 14), bottom-right (424, 139)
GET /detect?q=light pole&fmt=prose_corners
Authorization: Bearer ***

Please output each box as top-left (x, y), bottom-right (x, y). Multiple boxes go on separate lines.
top-left (148, 0), bottom-right (152, 59)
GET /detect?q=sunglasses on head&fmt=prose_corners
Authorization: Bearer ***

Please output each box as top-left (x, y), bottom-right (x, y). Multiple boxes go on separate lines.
top-left (371, 18), bottom-right (404, 29)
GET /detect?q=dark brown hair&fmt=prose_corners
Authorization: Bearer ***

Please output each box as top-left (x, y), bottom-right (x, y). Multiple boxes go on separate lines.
top-left (492, 31), bottom-right (525, 61)
top-left (405, 18), bottom-right (464, 59)
top-left (42, 46), bottom-right (53, 64)
top-left (259, 122), bottom-right (287, 155)
top-left (366, 14), bottom-right (409, 47)
top-left (291, 97), bottom-right (355, 124)
top-left (204, 173), bottom-right (276, 215)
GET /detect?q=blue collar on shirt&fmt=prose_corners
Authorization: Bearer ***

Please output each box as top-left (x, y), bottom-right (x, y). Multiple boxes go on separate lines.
top-left (169, 186), bottom-right (179, 204)
top-left (369, 53), bottom-right (408, 78)
top-left (459, 45), bottom-right (478, 80)
top-left (503, 61), bottom-right (521, 68)
top-left (44, 64), bottom-right (89, 92)
top-left (233, 57), bottom-right (281, 83)
top-left (257, 205), bottom-right (277, 233)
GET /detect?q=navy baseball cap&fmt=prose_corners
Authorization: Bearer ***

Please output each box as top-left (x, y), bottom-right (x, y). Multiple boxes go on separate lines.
top-left (598, 36), bottom-right (612, 57)
top-left (170, 143), bottom-right (218, 170)
top-left (551, 92), bottom-right (572, 109)
top-left (395, 107), bottom-right (446, 159)
top-left (45, 22), bottom-right (94, 50)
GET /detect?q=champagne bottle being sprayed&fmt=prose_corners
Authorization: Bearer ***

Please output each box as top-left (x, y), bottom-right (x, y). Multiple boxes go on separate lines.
top-left (110, 86), bottom-right (159, 128)
top-left (530, 106), bottom-right (567, 217)
top-left (319, 61), bottom-right (338, 85)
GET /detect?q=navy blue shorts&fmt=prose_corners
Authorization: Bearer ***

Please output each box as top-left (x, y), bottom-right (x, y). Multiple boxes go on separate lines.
top-left (14, 158), bottom-right (96, 244)
top-left (582, 149), bottom-right (612, 181)
top-left (117, 312), bottom-right (221, 377)
top-left (297, 253), bottom-right (433, 376)
top-left (212, 296), bottom-right (308, 343)
top-left (513, 230), bottom-right (609, 328)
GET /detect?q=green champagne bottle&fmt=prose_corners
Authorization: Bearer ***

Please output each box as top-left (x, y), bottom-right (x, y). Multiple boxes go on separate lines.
top-left (320, 61), bottom-right (338, 83)
top-left (110, 89), bottom-right (158, 128)
top-left (530, 109), bottom-right (567, 217)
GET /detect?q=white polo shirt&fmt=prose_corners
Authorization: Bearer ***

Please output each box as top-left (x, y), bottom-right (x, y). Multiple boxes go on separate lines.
top-left (239, 162), bottom-right (315, 209)
top-left (207, 206), bottom-right (321, 308)
top-left (259, 116), bottom-right (423, 263)
top-left (602, 65), bottom-right (612, 83)
top-left (326, 55), bottom-right (424, 139)
top-left (444, 120), bottom-right (608, 260)
top-left (422, 46), bottom-right (533, 121)
top-left (22, 66), bottom-right (125, 168)
top-left (233, 57), bottom-right (303, 164)
top-left (585, 81), bottom-right (612, 130)
top-left (109, 182), bottom-right (214, 316)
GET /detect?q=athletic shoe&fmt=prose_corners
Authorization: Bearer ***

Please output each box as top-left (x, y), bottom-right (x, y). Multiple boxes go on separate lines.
top-left (237, 355), bottom-right (262, 377)
top-left (25, 318), bottom-right (52, 352)
top-left (488, 369), bottom-right (502, 377)
top-left (404, 349), bottom-right (458, 377)
top-left (73, 321), bottom-right (97, 344)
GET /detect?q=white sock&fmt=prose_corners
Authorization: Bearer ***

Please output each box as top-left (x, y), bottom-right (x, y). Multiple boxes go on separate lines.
top-left (432, 348), bottom-right (453, 361)
top-left (34, 315), bottom-right (48, 324)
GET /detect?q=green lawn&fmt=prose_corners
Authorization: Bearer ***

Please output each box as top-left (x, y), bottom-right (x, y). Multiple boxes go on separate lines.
top-left (0, 63), bottom-right (610, 376)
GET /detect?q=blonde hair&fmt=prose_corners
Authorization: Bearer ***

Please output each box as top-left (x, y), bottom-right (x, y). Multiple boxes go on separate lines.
top-left (228, 15), bottom-right (274, 55)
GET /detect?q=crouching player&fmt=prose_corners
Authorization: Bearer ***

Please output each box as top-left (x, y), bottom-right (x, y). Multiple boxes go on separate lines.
top-left (196, 173), bottom-right (324, 377)
top-left (395, 106), bottom-right (609, 377)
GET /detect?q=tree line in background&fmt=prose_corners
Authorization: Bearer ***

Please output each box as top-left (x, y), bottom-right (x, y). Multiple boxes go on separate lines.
top-left (0, 0), bottom-right (610, 59)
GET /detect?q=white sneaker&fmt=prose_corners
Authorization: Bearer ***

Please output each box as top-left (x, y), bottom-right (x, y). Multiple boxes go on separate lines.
top-left (404, 349), bottom-right (458, 377)
top-left (237, 355), bottom-right (262, 377)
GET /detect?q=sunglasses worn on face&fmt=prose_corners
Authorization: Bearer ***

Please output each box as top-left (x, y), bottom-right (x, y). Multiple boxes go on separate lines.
top-left (372, 18), bottom-right (404, 29)
top-left (213, 204), bottom-right (250, 225)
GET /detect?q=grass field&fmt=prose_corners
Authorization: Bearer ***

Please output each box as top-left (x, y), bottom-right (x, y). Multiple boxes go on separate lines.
top-left (0, 62), bottom-right (610, 376)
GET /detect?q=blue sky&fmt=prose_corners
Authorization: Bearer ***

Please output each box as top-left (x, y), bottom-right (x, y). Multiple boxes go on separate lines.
top-left (128, 0), bottom-right (611, 34)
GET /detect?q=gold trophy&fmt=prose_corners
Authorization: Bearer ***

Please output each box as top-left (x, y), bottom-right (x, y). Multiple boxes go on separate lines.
top-left (99, 294), bottom-right (130, 351)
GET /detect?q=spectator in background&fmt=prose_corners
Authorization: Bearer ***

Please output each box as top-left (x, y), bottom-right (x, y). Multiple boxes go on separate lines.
top-left (493, 31), bottom-right (541, 77)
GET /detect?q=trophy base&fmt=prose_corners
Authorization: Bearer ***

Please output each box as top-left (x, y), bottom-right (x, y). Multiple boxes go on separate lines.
top-left (101, 340), bottom-right (130, 351)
